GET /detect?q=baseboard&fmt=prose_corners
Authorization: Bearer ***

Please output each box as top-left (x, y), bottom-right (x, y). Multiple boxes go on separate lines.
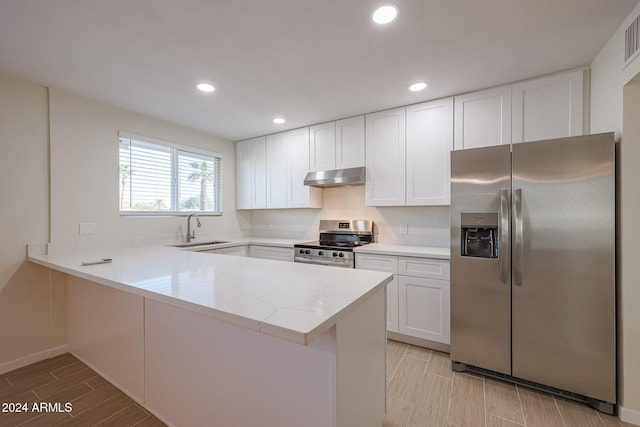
top-left (0, 344), bottom-right (69, 375)
top-left (387, 331), bottom-right (451, 353)
top-left (620, 405), bottom-right (640, 426)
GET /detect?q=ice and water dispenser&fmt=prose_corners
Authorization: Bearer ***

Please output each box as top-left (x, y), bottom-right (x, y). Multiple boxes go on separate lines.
top-left (460, 213), bottom-right (499, 259)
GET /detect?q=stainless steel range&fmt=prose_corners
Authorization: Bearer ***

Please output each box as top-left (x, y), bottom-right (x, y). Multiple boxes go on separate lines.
top-left (294, 220), bottom-right (374, 268)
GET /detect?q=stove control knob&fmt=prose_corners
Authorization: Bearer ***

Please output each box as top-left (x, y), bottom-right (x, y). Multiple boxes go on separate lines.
top-left (332, 252), bottom-right (338, 257)
top-left (305, 250), bottom-right (311, 255)
top-left (318, 251), bottom-right (324, 256)
top-left (338, 252), bottom-right (344, 258)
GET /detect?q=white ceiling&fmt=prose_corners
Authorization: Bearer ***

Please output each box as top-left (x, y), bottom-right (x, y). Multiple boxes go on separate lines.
top-left (0, 0), bottom-right (638, 141)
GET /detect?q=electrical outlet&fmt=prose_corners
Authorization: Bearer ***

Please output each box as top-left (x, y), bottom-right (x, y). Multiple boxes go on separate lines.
top-left (400, 223), bottom-right (408, 235)
top-left (79, 222), bottom-right (96, 236)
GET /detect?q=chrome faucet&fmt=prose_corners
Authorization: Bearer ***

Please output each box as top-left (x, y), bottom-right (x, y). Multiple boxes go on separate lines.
top-left (186, 212), bottom-right (201, 243)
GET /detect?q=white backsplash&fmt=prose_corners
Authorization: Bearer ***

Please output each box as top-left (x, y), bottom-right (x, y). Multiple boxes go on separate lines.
top-left (249, 186), bottom-right (451, 247)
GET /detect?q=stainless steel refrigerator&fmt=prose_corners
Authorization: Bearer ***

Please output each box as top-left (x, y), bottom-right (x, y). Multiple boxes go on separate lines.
top-left (450, 133), bottom-right (616, 414)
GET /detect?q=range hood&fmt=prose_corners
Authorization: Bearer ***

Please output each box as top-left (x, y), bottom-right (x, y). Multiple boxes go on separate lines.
top-left (304, 167), bottom-right (365, 187)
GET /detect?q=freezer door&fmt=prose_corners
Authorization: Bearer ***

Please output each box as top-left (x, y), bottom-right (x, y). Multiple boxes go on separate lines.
top-left (511, 133), bottom-right (616, 403)
top-left (450, 144), bottom-right (511, 375)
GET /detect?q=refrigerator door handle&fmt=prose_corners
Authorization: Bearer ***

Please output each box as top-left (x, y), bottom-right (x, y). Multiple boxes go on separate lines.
top-left (499, 189), bottom-right (509, 284)
top-left (514, 188), bottom-right (523, 286)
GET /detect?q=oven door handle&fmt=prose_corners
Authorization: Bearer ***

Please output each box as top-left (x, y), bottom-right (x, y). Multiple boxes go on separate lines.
top-left (293, 257), bottom-right (353, 268)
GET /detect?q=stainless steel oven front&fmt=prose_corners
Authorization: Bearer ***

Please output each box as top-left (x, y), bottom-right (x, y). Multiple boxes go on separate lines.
top-left (294, 245), bottom-right (355, 268)
top-left (293, 219), bottom-right (373, 268)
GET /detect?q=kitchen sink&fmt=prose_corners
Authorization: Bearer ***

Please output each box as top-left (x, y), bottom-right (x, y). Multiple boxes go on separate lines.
top-left (171, 241), bottom-right (230, 248)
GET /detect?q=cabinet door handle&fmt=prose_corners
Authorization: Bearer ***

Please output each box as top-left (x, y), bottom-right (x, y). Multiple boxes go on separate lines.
top-left (499, 189), bottom-right (509, 284)
top-left (514, 188), bottom-right (524, 286)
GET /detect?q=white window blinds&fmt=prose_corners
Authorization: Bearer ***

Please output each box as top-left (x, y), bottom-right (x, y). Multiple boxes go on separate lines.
top-left (119, 133), bottom-right (222, 214)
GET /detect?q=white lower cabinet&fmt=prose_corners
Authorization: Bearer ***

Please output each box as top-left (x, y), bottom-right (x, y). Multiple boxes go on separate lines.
top-left (398, 275), bottom-right (450, 344)
top-left (201, 244), bottom-right (290, 260)
top-left (355, 253), bottom-right (399, 333)
top-left (249, 245), bottom-right (294, 261)
top-left (398, 256), bottom-right (450, 345)
top-left (202, 245), bottom-right (248, 256)
top-left (356, 253), bottom-right (450, 345)
top-left (386, 278), bottom-right (399, 334)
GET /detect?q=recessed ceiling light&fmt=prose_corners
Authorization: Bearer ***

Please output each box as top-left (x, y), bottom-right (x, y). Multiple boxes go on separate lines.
top-left (196, 83), bottom-right (215, 93)
top-left (372, 4), bottom-right (398, 25)
top-left (273, 118), bottom-right (286, 124)
top-left (409, 82), bottom-right (428, 92)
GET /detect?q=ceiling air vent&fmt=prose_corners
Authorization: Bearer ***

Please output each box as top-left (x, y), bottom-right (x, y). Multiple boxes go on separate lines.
top-left (624, 13), bottom-right (640, 67)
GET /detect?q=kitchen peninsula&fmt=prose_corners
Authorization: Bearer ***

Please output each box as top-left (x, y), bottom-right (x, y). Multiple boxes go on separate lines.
top-left (28, 245), bottom-right (392, 427)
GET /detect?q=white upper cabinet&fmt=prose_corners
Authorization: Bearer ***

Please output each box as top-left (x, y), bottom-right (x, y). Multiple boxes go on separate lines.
top-left (239, 69), bottom-right (587, 210)
top-left (253, 139), bottom-right (267, 208)
top-left (309, 115), bottom-right (365, 172)
top-left (405, 98), bottom-right (454, 206)
top-left (265, 132), bottom-right (289, 209)
top-left (236, 138), bottom-right (253, 210)
top-left (511, 69), bottom-right (585, 144)
top-left (265, 128), bottom-right (321, 209)
top-left (454, 69), bottom-right (586, 150)
top-left (454, 85), bottom-right (512, 150)
top-left (335, 115), bottom-right (365, 169)
top-left (236, 136), bottom-right (266, 210)
top-left (309, 122), bottom-right (336, 172)
top-left (266, 133), bottom-right (289, 209)
top-left (366, 101), bottom-right (453, 207)
top-left (365, 108), bottom-right (406, 206)
top-left (287, 127), bottom-right (322, 208)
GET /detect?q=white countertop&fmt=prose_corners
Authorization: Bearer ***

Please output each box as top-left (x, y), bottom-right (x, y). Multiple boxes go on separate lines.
top-left (28, 245), bottom-right (392, 345)
top-left (354, 243), bottom-right (450, 259)
top-left (163, 237), bottom-right (451, 260)
top-left (179, 237), bottom-right (311, 251)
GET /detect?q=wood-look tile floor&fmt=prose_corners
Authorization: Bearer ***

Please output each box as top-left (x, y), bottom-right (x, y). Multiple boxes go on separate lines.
top-left (1, 344), bottom-right (634, 427)
top-left (0, 353), bottom-right (166, 427)
top-left (383, 339), bottom-right (634, 427)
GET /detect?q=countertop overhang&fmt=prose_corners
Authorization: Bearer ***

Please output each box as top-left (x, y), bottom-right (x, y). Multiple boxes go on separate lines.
top-left (28, 245), bottom-right (392, 345)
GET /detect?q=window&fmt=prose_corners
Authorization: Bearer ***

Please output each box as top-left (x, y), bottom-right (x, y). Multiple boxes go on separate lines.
top-left (119, 133), bottom-right (222, 215)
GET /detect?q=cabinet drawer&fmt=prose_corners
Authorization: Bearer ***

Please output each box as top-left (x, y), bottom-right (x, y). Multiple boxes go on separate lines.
top-left (355, 254), bottom-right (399, 274)
top-left (399, 257), bottom-right (449, 280)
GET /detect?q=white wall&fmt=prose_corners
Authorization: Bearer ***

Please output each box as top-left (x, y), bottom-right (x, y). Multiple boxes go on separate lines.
top-left (591, 2), bottom-right (640, 422)
top-left (48, 89), bottom-right (249, 248)
top-left (0, 71), bottom-right (67, 369)
top-left (0, 72), bottom-right (250, 370)
top-left (621, 78), bottom-right (640, 423)
top-left (591, 2), bottom-right (640, 137)
top-left (250, 185), bottom-right (450, 247)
